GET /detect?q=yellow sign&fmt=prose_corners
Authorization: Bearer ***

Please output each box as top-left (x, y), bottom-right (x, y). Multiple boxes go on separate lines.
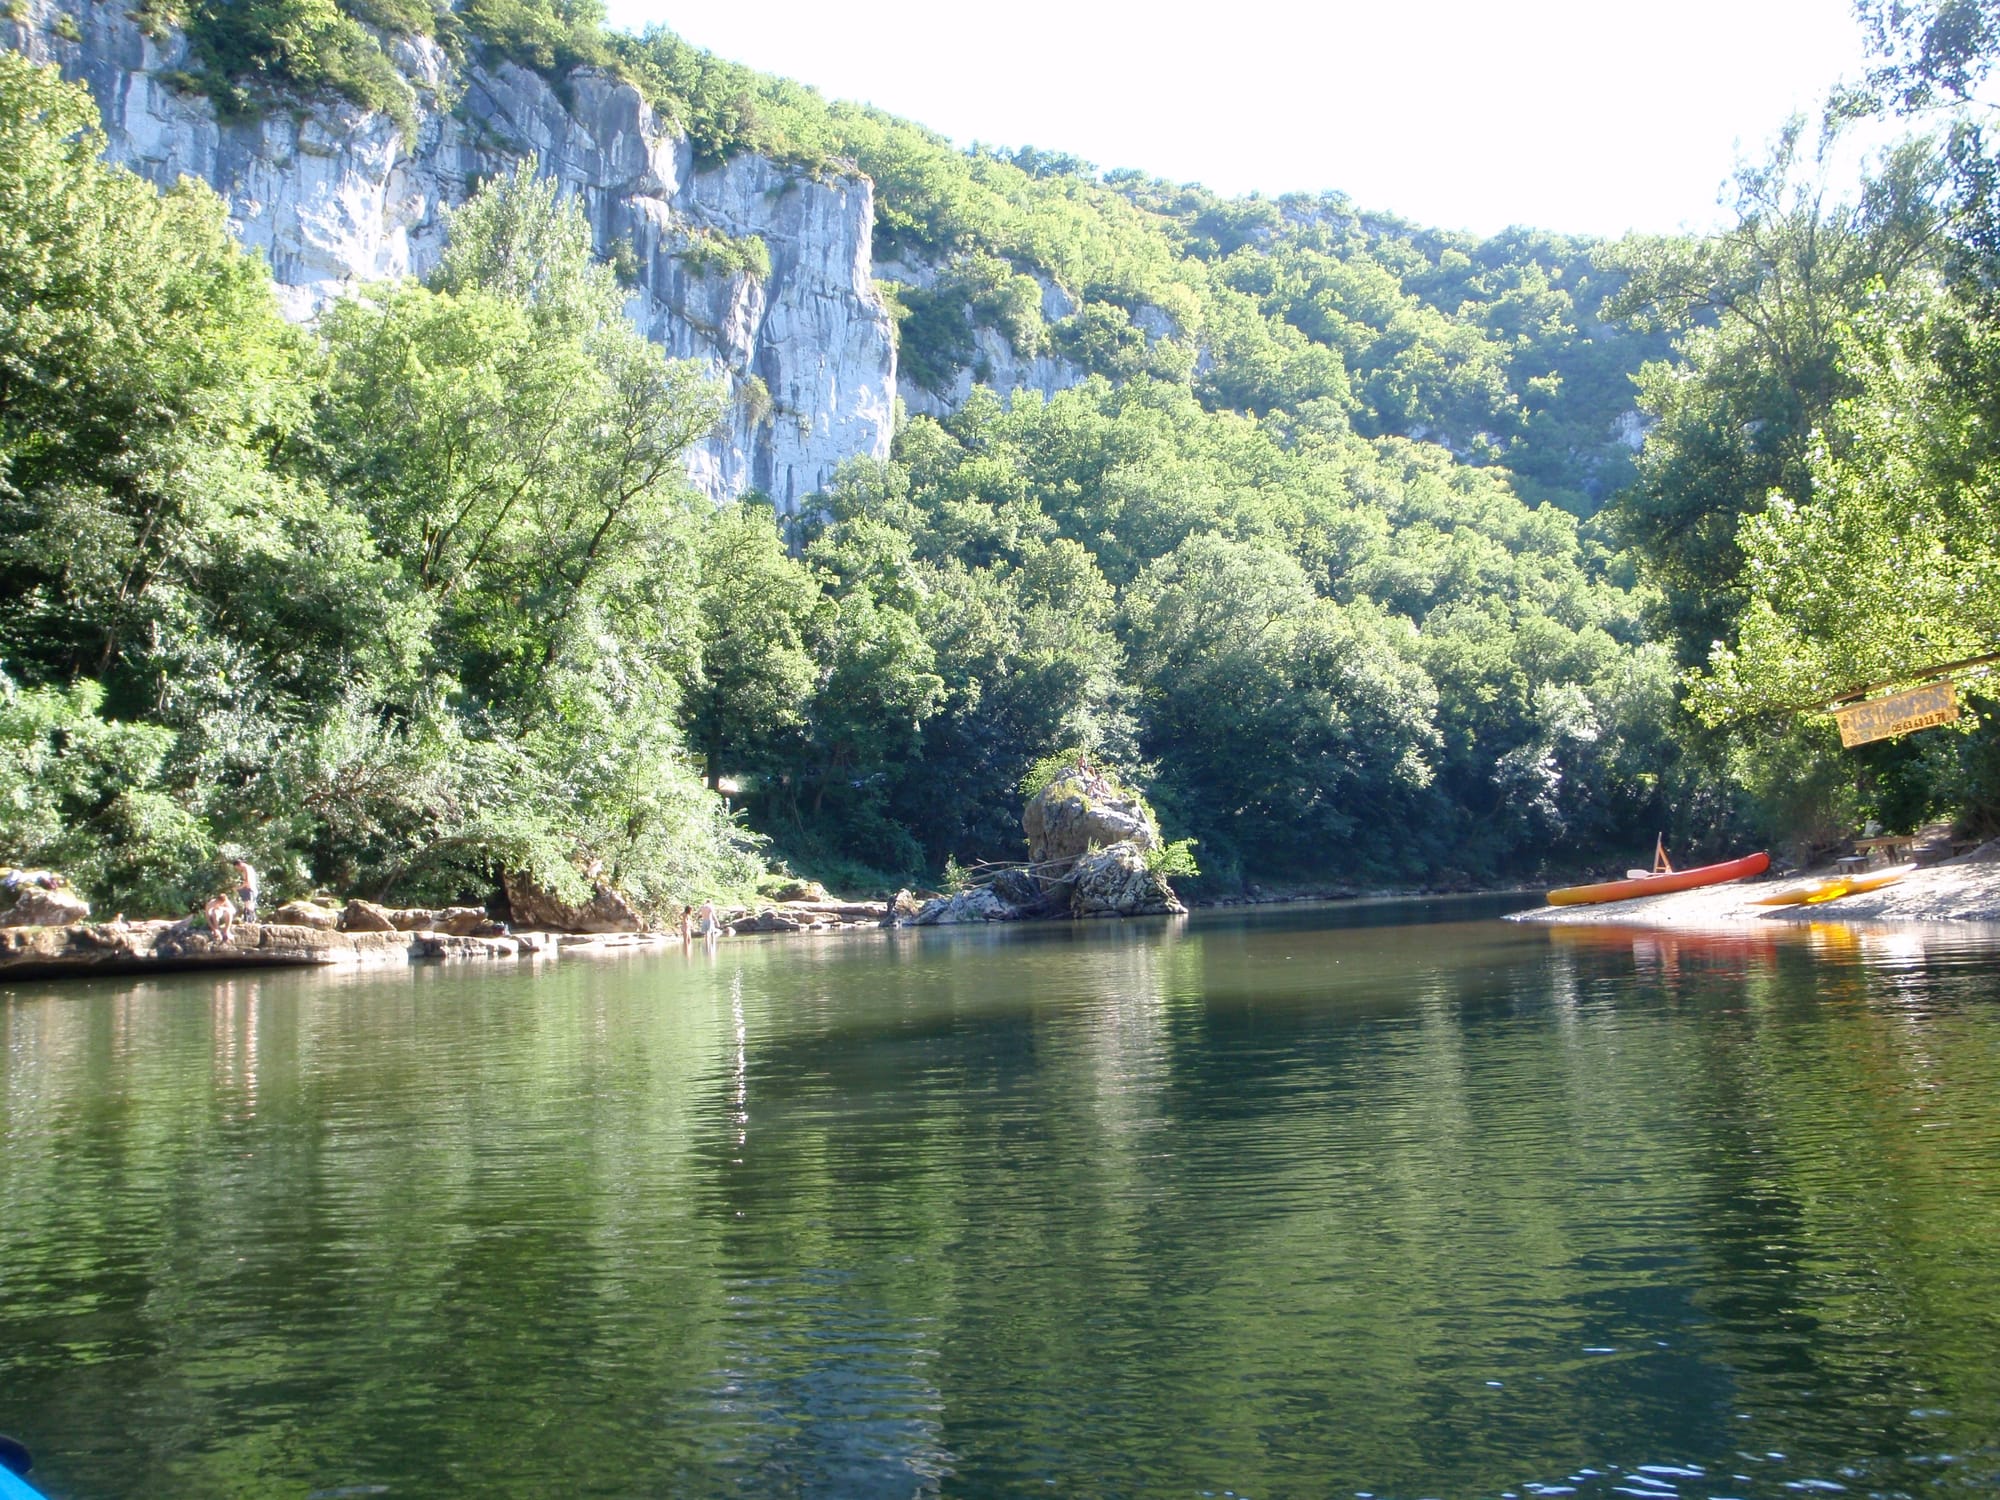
top-left (1832, 681), bottom-right (1960, 747)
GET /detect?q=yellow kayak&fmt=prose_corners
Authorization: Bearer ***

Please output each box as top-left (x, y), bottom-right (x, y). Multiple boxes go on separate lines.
top-left (1752, 865), bottom-right (1914, 907)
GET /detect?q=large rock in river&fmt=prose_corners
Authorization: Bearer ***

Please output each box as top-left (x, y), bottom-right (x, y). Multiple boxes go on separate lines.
top-left (502, 871), bottom-right (643, 933)
top-left (1069, 842), bottom-right (1185, 919)
top-left (1023, 768), bottom-right (1160, 876)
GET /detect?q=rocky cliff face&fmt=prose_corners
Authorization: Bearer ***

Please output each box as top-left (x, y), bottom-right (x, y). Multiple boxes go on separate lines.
top-left (877, 256), bottom-right (1088, 420)
top-left (3, 0), bottom-right (895, 512)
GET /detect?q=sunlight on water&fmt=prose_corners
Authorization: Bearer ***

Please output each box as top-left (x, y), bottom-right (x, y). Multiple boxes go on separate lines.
top-left (4, 898), bottom-right (2000, 1498)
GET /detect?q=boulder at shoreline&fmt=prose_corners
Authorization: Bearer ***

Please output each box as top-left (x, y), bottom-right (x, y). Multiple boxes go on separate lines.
top-left (1, 884), bottom-right (90, 928)
top-left (1069, 841), bottom-right (1184, 918)
top-left (907, 765), bottom-right (1187, 926)
top-left (503, 871), bottom-right (643, 933)
top-left (1023, 768), bottom-right (1184, 918)
top-left (1024, 768), bottom-right (1160, 871)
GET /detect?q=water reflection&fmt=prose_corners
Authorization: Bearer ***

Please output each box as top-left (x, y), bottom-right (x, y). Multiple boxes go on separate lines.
top-left (2, 905), bottom-right (1999, 1498)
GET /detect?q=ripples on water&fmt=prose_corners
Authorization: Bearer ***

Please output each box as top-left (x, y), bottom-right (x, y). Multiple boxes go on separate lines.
top-left (3, 898), bottom-right (2000, 1499)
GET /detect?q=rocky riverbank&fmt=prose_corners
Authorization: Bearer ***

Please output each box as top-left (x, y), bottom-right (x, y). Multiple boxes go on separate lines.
top-left (0, 919), bottom-right (557, 979)
top-left (0, 891), bottom-right (928, 981)
top-left (1507, 842), bottom-right (2000, 928)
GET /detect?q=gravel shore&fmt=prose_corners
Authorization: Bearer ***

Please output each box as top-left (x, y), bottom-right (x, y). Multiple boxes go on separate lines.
top-left (1507, 843), bottom-right (2000, 927)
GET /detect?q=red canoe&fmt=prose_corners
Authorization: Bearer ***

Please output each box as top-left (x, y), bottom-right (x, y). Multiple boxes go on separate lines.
top-left (1546, 852), bottom-right (1770, 907)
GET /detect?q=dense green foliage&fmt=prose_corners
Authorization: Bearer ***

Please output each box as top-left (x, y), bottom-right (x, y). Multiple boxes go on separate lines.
top-left (1611, 15), bottom-right (2000, 845)
top-left (722, 378), bottom-right (1682, 887)
top-left (0, 54), bottom-right (755, 915)
top-left (151, 0), bottom-right (418, 130)
top-left (1602, 124), bottom-right (1946, 667)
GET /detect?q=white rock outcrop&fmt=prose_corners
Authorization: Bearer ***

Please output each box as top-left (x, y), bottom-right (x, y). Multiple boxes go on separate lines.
top-left (878, 257), bottom-right (1088, 420)
top-left (897, 320), bottom-right (1089, 421)
top-left (0, 884), bottom-right (91, 928)
top-left (5, 0), bottom-right (895, 512)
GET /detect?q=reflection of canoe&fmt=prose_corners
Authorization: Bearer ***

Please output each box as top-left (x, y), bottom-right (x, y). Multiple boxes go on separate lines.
top-left (1547, 923), bottom-right (1787, 963)
top-left (1752, 865), bottom-right (1914, 907)
top-left (1546, 852), bottom-right (1771, 907)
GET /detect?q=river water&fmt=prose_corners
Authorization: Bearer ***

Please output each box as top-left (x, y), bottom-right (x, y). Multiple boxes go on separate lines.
top-left (3, 897), bottom-right (1999, 1500)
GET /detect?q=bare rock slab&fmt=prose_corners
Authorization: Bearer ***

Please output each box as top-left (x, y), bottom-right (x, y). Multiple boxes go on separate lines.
top-left (503, 871), bottom-right (642, 933)
top-left (1, 921), bottom-right (416, 979)
top-left (910, 887), bottom-right (1021, 925)
top-left (271, 899), bottom-right (341, 931)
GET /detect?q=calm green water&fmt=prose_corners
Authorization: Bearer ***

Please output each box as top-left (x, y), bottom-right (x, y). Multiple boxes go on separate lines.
top-left (4, 898), bottom-right (2000, 1500)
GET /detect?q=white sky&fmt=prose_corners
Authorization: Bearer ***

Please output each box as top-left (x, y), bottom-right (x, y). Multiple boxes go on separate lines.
top-left (600, 0), bottom-right (1879, 238)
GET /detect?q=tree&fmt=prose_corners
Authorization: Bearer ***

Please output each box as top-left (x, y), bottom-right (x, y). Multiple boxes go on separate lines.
top-left (1600, 122), bottom-right (1947, 664)
top-left (1692, 291), bottom-right (2000, 717)
top-left (0, 52), bottom-right (336, 703)
top-left (1124, 533), bottom-right (1440, 878)
top-left (0, 672), bottom-right (210, 912)
top-left (1855, 0), bottom-right (2000, 287)
top-left (679, 502), bottom-right (822, 791)
top-left (314, 163), bottom-right (722, 718)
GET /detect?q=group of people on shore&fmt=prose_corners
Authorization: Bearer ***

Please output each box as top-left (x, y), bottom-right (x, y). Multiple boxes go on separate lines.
top-left (201, 858), bottom-right (258, 941)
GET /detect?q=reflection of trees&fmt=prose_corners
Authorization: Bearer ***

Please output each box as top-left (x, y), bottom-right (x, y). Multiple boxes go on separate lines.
top-left (1669, 940), bottom-right (2000, 1491)
top-left (1, 921), bottom-right (1998, 1497)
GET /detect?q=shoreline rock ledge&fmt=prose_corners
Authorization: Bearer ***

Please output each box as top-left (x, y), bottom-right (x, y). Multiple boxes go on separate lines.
top-left (0, 919), bottom-right (556, 979)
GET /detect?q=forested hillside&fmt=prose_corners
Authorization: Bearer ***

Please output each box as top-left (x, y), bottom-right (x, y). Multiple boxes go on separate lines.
top-left (6, 0), bottom-right (1999, 914)
top-left (617, 21), bottom-right (1668, 518)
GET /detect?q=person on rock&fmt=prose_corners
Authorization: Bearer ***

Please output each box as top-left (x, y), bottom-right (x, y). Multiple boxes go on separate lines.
top-left (230, 857), bottom-right (259, 924)
top-left (204, 893), bottom-right (236, 944)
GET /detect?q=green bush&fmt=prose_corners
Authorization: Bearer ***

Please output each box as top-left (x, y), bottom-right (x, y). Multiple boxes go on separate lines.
top-left (0, 674), bottom-right (216, 914)
top-left (182, 0), bottom-right (417, 132)
top-left (888, 279), bottom-right (974, 392)
top-left (677, 226), bottom-right (770, 280)
top-left (344, 0), bottom-right (433, 36)
top-left (1146, 837), bottom-right (1200, 879)
top-left (1017, 745), bottom-right (1089, 801)
top-left (457, 0), bottom-right (611, 74)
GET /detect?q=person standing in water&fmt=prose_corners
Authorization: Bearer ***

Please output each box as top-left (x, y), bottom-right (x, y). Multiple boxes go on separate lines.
top-left (696, 899), bottom-right (720, 940)
top-left (679, 905), bottom-right (694, 945)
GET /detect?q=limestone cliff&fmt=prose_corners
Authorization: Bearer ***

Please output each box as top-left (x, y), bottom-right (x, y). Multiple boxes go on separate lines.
top-left (3, 0), bottom-right (895, 511)
top-left (877, 256), bottom-right (1089, 420)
